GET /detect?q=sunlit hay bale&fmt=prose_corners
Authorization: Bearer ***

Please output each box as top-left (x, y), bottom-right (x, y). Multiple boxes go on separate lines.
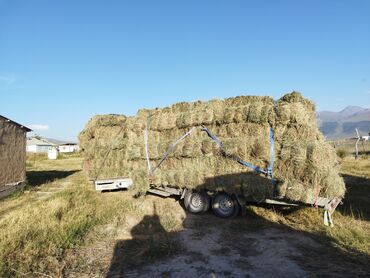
top-left (79, 92), bottom-right (345, 201)
top-left (321, 169), bottom-right (346, 198)
top-left (157, 112), bottom-right (176, 130)
top-left (222, 108), bottom-right (234, 124)
top-left (233, 107), bottom-right (245, 123)
top-left (157, 171), bottom-right (167, 186)
top-left (161, 170), bottom-right (174, 186)
top-left (156, 171), bottom-right (164, 185)
top-left (192, 140), bottom-right (203, 157)
top-left (201, 140), bottom-right (213, 156)
top-left (130, 170), bottom-right (148, 195)
top-left (284, 180), bottom-right (306, 201)
top-left (150, 114), bottom-right (161, 130)
top-left (137, 108), bottom-right (151, 118)
top-left (165, 171), bottom-right (176, 186)
top-left (244, 103), bottom-right (261, 123)
top-left (222, 107), bottom-right (245, 124)
top-left (250, 140), bottom-right (268, 160)
top-left (176, 112), bottom-right (194, 128)
top-left (174, 172), bottom-right (185, 186)
top-left (202, 109), bottom-right (215, 125)
top-left (206, 99), bottom-right (225, 124)
top-left (224, 95), bottom-right (273, 107)
top-left (133, 120), bottom-right (145, 132)
top-left (299, 184), bottom-right (316, 203)
top-left (171, 101), bottom-right (191, 113)
top-left (192, 109), bottom-right (215, 126)
top-left (181, 140), bottom-right (194, 158)
top-left (290, 144), bottom-right (307, 167)
top-left (148, 143), bottom-right (159, 159)
top-left (305, 141), bottom-right (345, 198)
top-left (261, 104), bottom-right (274, 124)
top-left (278, 141), bottom-right (307, 179)
top-left (276, 102), bottom-right (315, 127)
top-left (127, 144), bottom-right (142, 160)
top-left (276, 92), bottom-right (316, 126)
top-left (279, 91), bottom-right (315, 110)
top-left (93, 114), bottom-right (127, 127)
top-left (156, 142), bottom-right (168, 159)
top-left (223, 123), bottom-right (239, 137)
top-left (238, 142), bottom-right (252, 160)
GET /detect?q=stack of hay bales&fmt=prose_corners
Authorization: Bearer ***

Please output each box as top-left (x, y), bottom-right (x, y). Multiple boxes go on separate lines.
top-left (79, 92), bottom-right (345, 203)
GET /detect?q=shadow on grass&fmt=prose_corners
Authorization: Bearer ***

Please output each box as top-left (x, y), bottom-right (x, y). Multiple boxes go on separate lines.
top-left (340, 174), bottom-right (370, 221)
top-left (26, 170), bottom-right (79, 187)
top-left (106, 204), bottom-right (370, 277)
top-left (105, 172), bottom-right (369, 277)
top-left (107, 206), bottom-right (182, 277)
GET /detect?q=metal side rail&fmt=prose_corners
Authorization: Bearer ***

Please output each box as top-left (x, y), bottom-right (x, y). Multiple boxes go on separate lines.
top-left (147, 186), bottom-right (182, 197)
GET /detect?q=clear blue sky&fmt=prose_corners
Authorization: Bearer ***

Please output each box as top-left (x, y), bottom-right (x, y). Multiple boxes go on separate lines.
top-left (1, 0), bottom-right (369, 141)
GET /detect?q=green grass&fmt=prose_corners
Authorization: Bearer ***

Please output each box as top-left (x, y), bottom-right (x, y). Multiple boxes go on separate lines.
top-left (332, 139), bottom-right (370, 158)
top-left (0, 172), bottom-right (118, 276)
top-left (0, 156), bottom-right (184, 277)
top-left (1, 152), bottom-right (369, 276)
top-left (241, 155), bottom-right (370, 256)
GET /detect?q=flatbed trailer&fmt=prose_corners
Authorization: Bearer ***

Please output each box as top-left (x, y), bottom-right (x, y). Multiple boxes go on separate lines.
top-left (146, 185), bottom-right (341, 224)
top-left (95, 124), bottom-right (342, 226)
top-left (145, 125), bottom-right (341, 225)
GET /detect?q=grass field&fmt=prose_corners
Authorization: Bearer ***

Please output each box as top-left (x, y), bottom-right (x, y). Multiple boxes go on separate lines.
top-left (332, 139), bottom-right (370, 159)
top-left (0, 153), bottom-right (369, 277)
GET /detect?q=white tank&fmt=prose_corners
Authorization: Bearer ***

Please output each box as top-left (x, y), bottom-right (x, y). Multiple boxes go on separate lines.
top-left (48, 148), bottom-right (58, 160)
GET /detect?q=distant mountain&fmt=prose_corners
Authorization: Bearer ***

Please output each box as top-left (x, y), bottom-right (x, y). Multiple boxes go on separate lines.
top-left (318, 106), bottom-right (370, 139)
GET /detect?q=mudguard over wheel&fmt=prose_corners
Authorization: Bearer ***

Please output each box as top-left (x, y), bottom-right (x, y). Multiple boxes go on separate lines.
top-left (212, 192), bottom-right (240, 218)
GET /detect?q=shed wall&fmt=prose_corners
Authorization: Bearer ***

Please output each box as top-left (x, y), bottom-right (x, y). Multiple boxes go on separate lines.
top-left (0, 118), bottom-right (27, 191)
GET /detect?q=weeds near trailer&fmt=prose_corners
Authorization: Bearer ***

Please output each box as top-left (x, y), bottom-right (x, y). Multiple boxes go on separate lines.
top-left (0, 154), bottom-right (369, 277)
top-left (0, 156), bottom-right (184, 277)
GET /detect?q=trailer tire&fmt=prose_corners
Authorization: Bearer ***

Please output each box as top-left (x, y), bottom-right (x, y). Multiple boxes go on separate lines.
top-left (185, 191), bottom-right (210, 214)
top-left (212, 192), bottom-right (239, 218)
top-left (183, 189), bottom-right (192, 210)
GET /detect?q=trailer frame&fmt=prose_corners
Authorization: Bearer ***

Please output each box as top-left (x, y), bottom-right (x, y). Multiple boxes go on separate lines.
top-left (144, 125), bottom-right (342, 225)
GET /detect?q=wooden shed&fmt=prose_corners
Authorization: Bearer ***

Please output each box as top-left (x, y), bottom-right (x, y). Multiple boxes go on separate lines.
top-left (0, 115), bottom-right (32, 199)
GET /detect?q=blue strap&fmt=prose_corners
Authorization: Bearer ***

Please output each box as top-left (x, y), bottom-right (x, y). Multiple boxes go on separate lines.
top-left (201, 125), bottom-right (269, 176)
top-left (201, 126), bottom-right (223, 149)
top-left (267, 126), bottom-right (274, 177)
top-left (237, 159), bottom-right (267, 175)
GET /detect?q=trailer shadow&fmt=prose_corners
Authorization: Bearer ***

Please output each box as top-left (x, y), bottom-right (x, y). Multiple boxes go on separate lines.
top-left (340, 174), bottom-right (370, 221)
top-left (106, 208), bottom-right (370, 277)
top-left (106, 207), bottom-right (182, 277)
top-left (106, 204), bottom-right (370, 277)
top-left (105, 171), bottom-right (370, 277)
top-left (26, 170), bottom-right (79, 187)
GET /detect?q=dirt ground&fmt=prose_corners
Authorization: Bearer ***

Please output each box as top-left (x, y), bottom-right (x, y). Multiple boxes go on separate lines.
top-left (118, 214), bottom-right (311, 278)
top-left (2, 156), bottom-right (369, 277)
top-left (64, 194), bottom-right (368, 278)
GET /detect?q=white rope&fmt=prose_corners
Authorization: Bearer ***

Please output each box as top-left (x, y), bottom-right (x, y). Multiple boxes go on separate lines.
top-left (144, 123), bottom-right (152, 174)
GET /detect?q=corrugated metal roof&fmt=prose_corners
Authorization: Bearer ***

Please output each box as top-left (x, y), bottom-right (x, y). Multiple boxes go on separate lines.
top-left (0, 115), bottom-right (32, 132)
top-left (27, 137), bottom-right (55, 146)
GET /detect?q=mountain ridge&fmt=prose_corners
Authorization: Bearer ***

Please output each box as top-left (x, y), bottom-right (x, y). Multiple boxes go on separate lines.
top-left (317, 106), bottom-right (370, 139)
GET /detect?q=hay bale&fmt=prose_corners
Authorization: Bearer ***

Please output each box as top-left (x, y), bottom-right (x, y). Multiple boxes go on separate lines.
top-left (79, 92), bottom-right (345, 202)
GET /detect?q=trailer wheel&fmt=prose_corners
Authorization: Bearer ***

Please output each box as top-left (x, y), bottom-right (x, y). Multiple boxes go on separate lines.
top-left (212, 192), bottom-right (239, 218)
top-left (183, 189), bottom-right (192, 210)
top-left (184, 190), bottom-right (210, 214)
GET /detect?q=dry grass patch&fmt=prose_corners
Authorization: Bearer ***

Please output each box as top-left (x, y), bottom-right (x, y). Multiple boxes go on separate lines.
top-left (0, 156), bottom-right (185, 277)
